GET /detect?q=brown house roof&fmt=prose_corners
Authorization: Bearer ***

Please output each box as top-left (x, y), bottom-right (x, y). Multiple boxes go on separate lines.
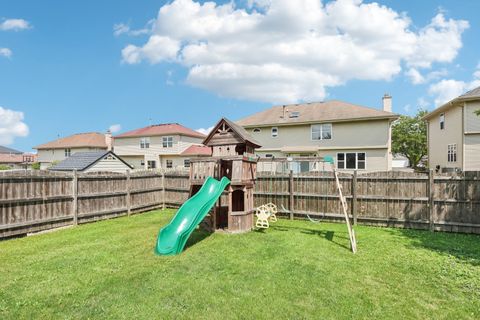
top-left (0, 153), bottom-right (37, 164)
top-left (114, 123), bottom-right (205, 139)
top-left (34, 132), bottom-right (108, 150)
top-left (423, 86), bottom-right (480, 120)
top-left (236, 100), bottom-right (398, 127)
top-left (181, 145), bottom-right (212, 156)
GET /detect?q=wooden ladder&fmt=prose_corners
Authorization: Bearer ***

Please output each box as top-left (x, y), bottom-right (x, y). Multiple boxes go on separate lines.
top-left (331, 165), bottom-right (357, 253)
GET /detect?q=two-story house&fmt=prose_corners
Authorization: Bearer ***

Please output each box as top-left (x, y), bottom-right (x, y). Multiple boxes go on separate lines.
top-left (423, 86), bottom-right (480, 172)
top-left (0, 146), bottom-right (37, 170)
top-left (34, 132), bottom-right (112, 170)
top-left (236, 95), bottom-right (399, 172)
top-left (113, 123), bottom-right (210, 170)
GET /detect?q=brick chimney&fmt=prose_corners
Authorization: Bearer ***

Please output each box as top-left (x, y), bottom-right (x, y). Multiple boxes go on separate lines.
top-left (382, 94), bottom-right (392, 112)
top-left (105, 130), bottom-right (113, 151)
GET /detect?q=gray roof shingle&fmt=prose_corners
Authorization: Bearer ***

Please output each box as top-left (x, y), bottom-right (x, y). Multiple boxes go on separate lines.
top-left (50, 151), bottom-right (131, 171)
top-left (0, 146), bottom-right (23, 154)
top-left (458, 86), bottom-right (480, 99)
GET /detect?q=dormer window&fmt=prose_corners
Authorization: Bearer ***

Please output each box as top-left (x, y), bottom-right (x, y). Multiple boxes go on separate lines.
top-left (440, 113), bottom-right (445, 130)
top-left (289, 111), bottom-right (300, 118)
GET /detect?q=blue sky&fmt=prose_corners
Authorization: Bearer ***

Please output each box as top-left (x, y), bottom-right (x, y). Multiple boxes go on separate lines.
top-left (1, 0), bottom-right (479, 152)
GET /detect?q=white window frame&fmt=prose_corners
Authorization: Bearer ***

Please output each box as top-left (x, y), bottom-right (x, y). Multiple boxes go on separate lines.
top-left (162, 136), bottom-right (173, 148)
top-left (271, 127), bottom-right (278, 138)
top-left (166, 160), bottom-right (173, 168)
top-left (447, 144), bottom-right (457, 163)
top-left (184, 159), bottom-right (190, 168)
top-left (140, 137), bottom-right (150, 149)
top-left (336, 152), bottom-right (367, 170)
top-left (440, 113), bottom-right (445, 130)
top-left (64, 148), bottom-right (71, 157)
top-left (311, 123), bottom-right (332, 141)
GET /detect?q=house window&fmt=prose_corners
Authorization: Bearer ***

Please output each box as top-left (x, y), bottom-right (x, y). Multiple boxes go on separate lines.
top-left (253, 128), bottom-right (261, 133)
top-left (447, 144), bottom-right (457, 162)
top-left (271, 127), bottom-right (278, 137)
top-left (140, 160), bottom-right (145, 167)
top-left (162, 136), bottom-right (173, 148)
top-left (65, 148), bottom-right (71, 157)
top-left (311, 124), bottom-right (332, 140)
top-left (337, 152), bottom-right (366, 170)
top-left (184, 159), bottom-right (190, 168)
top-left (440, 113), bottom-right (445, 130)
top-left (166, 160), bottom-right (173, 168)
top-left (265, 154), bottom-right (273, 158)
top-left (147, 160), bottom-right (156, 169)
top-left (140, 137), bottom-right (150, 149)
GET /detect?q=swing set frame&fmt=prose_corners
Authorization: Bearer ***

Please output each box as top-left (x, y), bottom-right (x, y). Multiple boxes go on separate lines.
top-left (258, 156), bottom-right (357, 253)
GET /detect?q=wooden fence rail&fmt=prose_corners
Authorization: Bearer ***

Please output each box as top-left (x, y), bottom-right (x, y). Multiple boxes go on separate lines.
top-left (1, 169), bottom-right (480, 238)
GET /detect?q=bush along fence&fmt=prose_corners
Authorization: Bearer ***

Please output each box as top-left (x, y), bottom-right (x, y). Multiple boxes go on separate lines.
top-left (1, 169), bottom-right (480, 238)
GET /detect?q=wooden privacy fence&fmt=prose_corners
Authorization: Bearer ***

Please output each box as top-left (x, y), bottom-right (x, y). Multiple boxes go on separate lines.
top-left (255, 170), bottom-right (480, 234)
top-left (2, 170), bottom-right (480, 238)
top-left (0, 170), bottom-right (174, 238)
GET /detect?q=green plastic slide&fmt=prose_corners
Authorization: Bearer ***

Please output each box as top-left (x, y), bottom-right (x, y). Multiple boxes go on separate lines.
top-left (155, 176), bottom-right (230, 255)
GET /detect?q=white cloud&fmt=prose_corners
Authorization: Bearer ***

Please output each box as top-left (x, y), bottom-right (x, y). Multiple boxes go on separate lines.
top-left (196, 126), bottom-right (214, 135)
top-left (0, 48), bottom-right (12, 58)
top-left (405, 67), bottom-right (448, 84)
top-left (109, 124), bottom-right (122, 133)
top-left (405, 68), bottom-right (425, 84)
top-left (417, 97), bottom-right (429, 109)
top-left (0, 107), bottom-right (29, 145)
top-left (0, 19), bottom-right (31, 31)
top-left (113, 20), bottom-right (154, 37)
top-left (120, 0), bottom-right (469, 104)
top-left (428, 66), bottom-right (480, 106)
top-left (403, 104), bottom-right (411, 113)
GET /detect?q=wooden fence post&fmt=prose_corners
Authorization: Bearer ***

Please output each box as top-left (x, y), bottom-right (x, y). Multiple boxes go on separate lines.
top-left (72, 170), bottom-right (78, 226)
top-left (352, 170), bottom-right (358, 225)
top-left (428, 169), bottom-right (435, 232)
top-left (162, 170), bottom-right (166, 210)
top-left (126, 170), bottom-right (131, 216)
top-left (289, 170), bottom-right (294, 220)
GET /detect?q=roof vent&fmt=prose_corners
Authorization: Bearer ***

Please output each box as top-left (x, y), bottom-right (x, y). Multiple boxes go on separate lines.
top-left (289, 111), bottom-right (300, 118)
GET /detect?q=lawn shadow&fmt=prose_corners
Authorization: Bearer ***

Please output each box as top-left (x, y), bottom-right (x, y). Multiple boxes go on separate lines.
top-left (184, 229), bottom-right (212, 251)
top-left (388, 228), bottom-right (480, 267)
top-left (270, 225), bottom-right (350, 251)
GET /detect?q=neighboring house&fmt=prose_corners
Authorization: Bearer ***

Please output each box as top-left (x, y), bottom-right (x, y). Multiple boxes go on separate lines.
top-left (423, 86), bottom-right (480, 172)
top-left (236, 95), bottom-right (399, 172)
top-left (34, 132), bottom-right (112, 170)
top-left (113, 123), bottom-right (210, 170)
top-left (392, 154), bottom-right (411, 170)
top-left (49, 151), bottom-right (132, 173)
top-left (0, 146), bottom-right (37, 169)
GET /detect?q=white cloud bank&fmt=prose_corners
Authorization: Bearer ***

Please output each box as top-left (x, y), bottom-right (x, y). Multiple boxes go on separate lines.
top-left (428, 65), bottom-right (480, 106)
top-left (120, 0), bottom-right (469, 104)
top-left (0, 107), bottom-right (29, 145)
top-left (0, 48), bottom-right (12, 58)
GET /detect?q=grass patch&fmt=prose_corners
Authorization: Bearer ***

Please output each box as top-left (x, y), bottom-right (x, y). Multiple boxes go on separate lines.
top-left (1, 209), bottom-right (479, 319)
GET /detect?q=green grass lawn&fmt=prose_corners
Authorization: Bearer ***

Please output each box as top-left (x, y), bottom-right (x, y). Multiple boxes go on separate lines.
top-left (1, 210), bottom-right (479, 319)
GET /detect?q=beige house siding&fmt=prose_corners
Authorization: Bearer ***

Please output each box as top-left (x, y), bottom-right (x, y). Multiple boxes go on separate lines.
top-left (121, 156), bottom-right (145, 169)
top-left (464, 101), bottom-right (480, 132)
top-left (247, 120), bottom-right (390, 150)
top-left (246, 119), bottom-right (392, 172)
top-left (84, 157), bottom-right (131, 173)
top-left (38, 147), bottom-right (106, 169)
top-left (464, 134), bottom-right (480, 170)
top-left (113, 135), bottom-right (203, 157)
top-left (428, 105), bottom-right (463, 170)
